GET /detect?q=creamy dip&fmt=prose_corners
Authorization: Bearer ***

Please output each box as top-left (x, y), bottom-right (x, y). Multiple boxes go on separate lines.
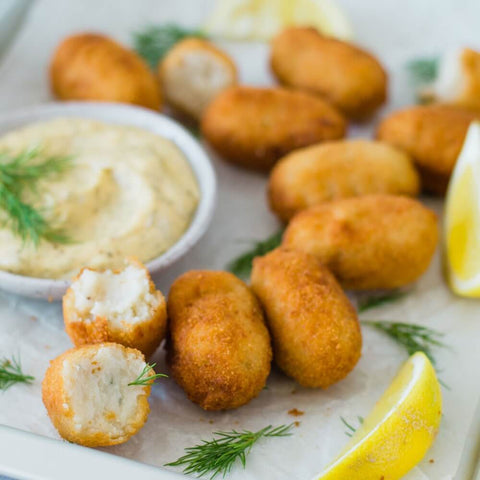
top-left (0, 118), bottom-right (200, 279)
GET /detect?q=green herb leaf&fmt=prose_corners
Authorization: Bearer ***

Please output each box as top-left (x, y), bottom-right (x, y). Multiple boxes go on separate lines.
top-left (227, 230), bottom-right (284, 279)
top-left (406, 57), bottom-right (439, 85)
top-left (340, 416), bottom-right (364, 437)
top-left (128, 362), bottom-right (168, 386)
top-left (357, 291), bottom-right (408, 313)
top-left (361, 320), bottom-right (445, 366)
top-left (0, 355), bottom-right (34, 391)
top-left (0, 150), bottom-right (72, 246)
top-left (166, 424), bottom-right (293, 479)
top-left (133, 24), bottom-right (207, 69)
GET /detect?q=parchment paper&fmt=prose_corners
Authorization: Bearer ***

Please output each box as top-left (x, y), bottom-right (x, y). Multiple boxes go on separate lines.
top-left (0, 1), bottom-right (479, 479)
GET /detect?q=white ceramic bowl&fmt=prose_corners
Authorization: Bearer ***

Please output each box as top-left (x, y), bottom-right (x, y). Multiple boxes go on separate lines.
top-left (0, 102), bottom-right (216, 300)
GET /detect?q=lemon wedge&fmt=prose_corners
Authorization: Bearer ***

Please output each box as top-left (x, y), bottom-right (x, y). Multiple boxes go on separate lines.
top-left (445, 121), bottom-right (480, 297)
top-left (314, 352), bottom-right (442, 480)
top-left (204, 0), bottom-right (353, 42)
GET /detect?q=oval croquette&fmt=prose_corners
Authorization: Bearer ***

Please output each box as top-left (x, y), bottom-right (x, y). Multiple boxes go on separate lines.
top-left (201, 86), bottom-right (346, 171)
top-left (268, 139), bottom-right (420, 222)
top-left (251, 248), bottom-right (362, 388)
top-left (271, 27), bottom-right (387, 119)
top-left (167, 270), bottom-right (272, 410)
top-left (283, 194), bottom-right (439, 290)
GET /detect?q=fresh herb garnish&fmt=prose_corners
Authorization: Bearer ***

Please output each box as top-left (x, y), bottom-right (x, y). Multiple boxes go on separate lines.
top-left (227, 230), bottom-right (283, 279)
top-left (0, 149), bottom-right (72, 246)
top-left (165, 424), bottom-right (293, 479)
top-left (407, 56), bottom-right (439, 85)
top-left (0, 355), bottom-right (34, 391)
top-left (133, 24), bottom-right (207, 69)
top-left (128, 362), bottom-right (168, 386)
top-left (340, 416), bottom-right (364, 437)
top-left (357, 291), bottom-right (408, 313)
top-left (361, 320), bottom-right (445, 366)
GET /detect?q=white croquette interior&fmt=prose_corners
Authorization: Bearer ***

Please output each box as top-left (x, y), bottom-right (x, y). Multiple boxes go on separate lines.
top-left (63, 345), bottom-right (146, 436)
top-left (71, 264), bottom-right (159, 326)
top-left (165, 51), bottom-right (235, 117)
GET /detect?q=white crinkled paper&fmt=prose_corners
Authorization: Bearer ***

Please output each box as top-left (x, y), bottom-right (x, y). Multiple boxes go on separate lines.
top-left (0, 0), bottom-right (480, 479)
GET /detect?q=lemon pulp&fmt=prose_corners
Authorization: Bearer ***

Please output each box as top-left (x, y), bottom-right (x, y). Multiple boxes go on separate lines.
top-left (445, 121), bottom-right (480, 296)
top-left (314, 352), bottom-right (442, 480)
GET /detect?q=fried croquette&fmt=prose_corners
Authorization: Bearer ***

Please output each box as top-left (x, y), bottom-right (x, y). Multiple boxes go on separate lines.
top-left (251, 248), bottom-right (361, 388)
top-left (63, 259), bottom-right (167, 357)
top-left (167, 270), bottom-right (272, 410)
top-left (268, 140), bottom-right (420, 222)
top-left (42, 343), bottom-right (153, 447)
top-left (159, 38), bottom-right (238, 120)
top-left (50, 33), bottom-right (162, 109)
top-left (426, 48), bottom-right (480, 110)
top-left (270, 27), bottom-right (387, 119)
top-left (377, 105), bottom-right (480, 194)
top-left (283, 194), bottom-right (438, 290)
top-left (201, 86), bottom-right (346, 171)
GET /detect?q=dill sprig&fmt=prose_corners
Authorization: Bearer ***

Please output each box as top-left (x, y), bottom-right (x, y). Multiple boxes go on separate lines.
top-left (165, 424), bottom-right (293, 479)
top-left (357, 291), bottom-right (408, 313)
top-left (227, 230), bottom-right (283, 279)
top-left (128, 362), bottom-right (168, 386)
top-left (361, 320), bottom-right (445, 366)
top-left (340, 416), bottom-right (364, 437)
top-left (407, 56), bottom-right (439, 85)
top-left (0, 355), bottom-right (34, 391)
top-left (133, 24), bottom-right (207, 69)
top-left (0, 149), bottom-right (72, 246)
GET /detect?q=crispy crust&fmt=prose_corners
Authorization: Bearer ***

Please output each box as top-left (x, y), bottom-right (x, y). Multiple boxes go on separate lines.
top-left (42, 343), bottom-right (151, 447)
top-left (251, 248), bottom-right (361, 388)
top-left (270, 27), bottom-right (387, 120)
top-left (63, 259), bottom-right (167, 358)
top-left (376, 105), bottom-right (480, 195)
top-left (201, 86), bottom-right (346, 171)
top-left (167, 270), bottom-right (272, 410)
top-left (268, 140), bottom-right (420, 222)
top-left (158, 38), bottom-right (238, 119)
top-left (50, 33), bottom-right (162, 110)
top-left (283, 194), bottom-right (439, 290)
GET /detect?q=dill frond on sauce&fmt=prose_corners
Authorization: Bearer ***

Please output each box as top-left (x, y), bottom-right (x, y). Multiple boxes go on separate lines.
top-left (0, 148), bottom-right (72, 246)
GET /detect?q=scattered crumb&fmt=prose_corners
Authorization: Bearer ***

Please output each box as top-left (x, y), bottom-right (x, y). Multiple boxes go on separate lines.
top-left (291, 389), bottom-right (297, 395)
top-left (44, 345), bottom-right (51, 350)
top-left (48, 295), bottom-right (53, 303)
top-left (234, 420), bottom-right (239, 425)
top-left (294, 421), bottom-right (300, 427)
top-left (288, 408), bottom-right (304, 417)
top-left (209, 420), bottom-right (214, 424)
top-left (30, 316), bottom-right (37, 322)
top-left (429, 459), bottom-right (434, 464)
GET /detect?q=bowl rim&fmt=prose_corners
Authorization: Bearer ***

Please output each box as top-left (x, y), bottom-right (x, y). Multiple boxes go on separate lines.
top-left (0, 101), bottom-right (217, 300)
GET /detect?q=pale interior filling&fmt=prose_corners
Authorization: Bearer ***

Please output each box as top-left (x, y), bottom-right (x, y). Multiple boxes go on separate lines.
top-left (167, 51), bottom-right (234, 117)
top-left (71, 264), bottom-right (159, 327)
top-left (433, 48), bottom-right (466, 101)
top-left (63, 345), bottom-right (146, 436)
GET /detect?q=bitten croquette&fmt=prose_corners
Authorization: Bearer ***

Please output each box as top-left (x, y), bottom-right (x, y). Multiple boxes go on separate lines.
top-left (42, 343), bottom-right (153, 447)
top-left (63, 259), bottom-right (167, 358)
